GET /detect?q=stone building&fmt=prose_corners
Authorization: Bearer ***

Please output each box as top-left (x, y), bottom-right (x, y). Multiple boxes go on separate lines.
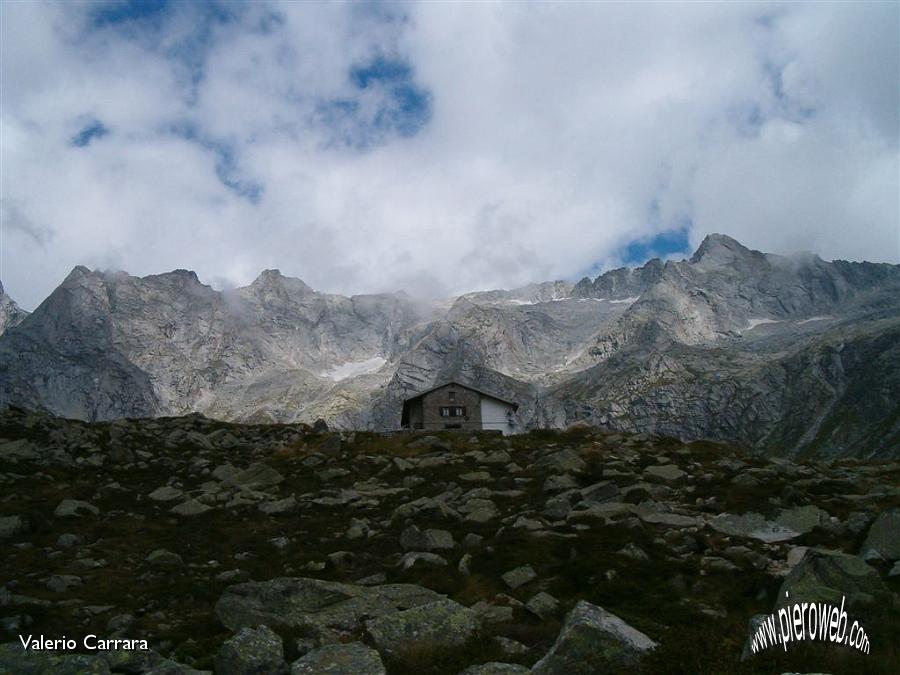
top-left (400, 381), bottom-right (519, 434)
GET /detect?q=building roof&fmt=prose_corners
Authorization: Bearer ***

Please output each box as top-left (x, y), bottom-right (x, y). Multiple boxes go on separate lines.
top-left (401, 380), bottom-right (519, 410)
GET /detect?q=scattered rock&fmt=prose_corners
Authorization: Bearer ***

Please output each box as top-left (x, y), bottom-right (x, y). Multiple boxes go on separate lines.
top-left (776, 548), bottom-right (892, 613)
top-left (544, 475), bottom-right (579, 493)
top-left (365, 598), bottom-right (480, 661)
top-left (775, 505), bottom-right (829, 535)
top-left (46, 575), bottom-right (82, 593)
top-left (228, 463), bottom-right (285, 490)
top-left (148, 486), bottom-right (184, 502)
top-left (525, 592), bottom-right (560, 620)
top-left (171, 499), bottom-right (212, 517)
top-left (146, 549), bottom-right (185, 569)
top-left (215, 625), bottom-right (287, 675)
top-left (258, 495), bottom-right (297, 515)
top-left (532, 600), bottom-right (658, 674)
top-left (0, 644), bottom-right (113, 674)
top-left (0, 515), bottom-right (26, 539)
top-left (460, 471), bottom-right (492, 482)
top-left (215, 577), bottom-right (443, 641)
top-left (580, 481), bottom-right (619, 503)
top-left (460, 499), bottom-right (500, 523)
top-left (637, 509), bottom-right (700, 528)
top-left (291, 642), bottom-right (385, 675)
top-left (399, 525), bottom-right (455, 552)
top-left (56, 533), bottom-right (83, 548)
top-left (494, 635), bottom-right (530, 658)
top-left (540, 449), bottom-right (586, 474)
top-left (501, 565), bottom-right (537, 590)
top-left (618, 543), bottom-right (649, 561)
top-left (458, 664), bottom-right (530, 675)
top-left (397, 552), bottom-right (448, 570)
top-left (643, 465), bottom-right (686, 483)
top-left (859, 508), bottom-right (900, 561)
top-left (708, 512), bottom-right (799, 543)
top-left (54, 499), bottom-right (99, 518)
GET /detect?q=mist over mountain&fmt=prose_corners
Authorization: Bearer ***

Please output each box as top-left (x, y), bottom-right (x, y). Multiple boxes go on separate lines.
top-left (1, 234), bottom-right (898, 458)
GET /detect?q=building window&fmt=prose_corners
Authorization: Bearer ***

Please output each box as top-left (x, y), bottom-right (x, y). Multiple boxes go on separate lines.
top-left (449, 391), bottom-right (456, 402)
top-left (440, 406), bottom-right (467, 418)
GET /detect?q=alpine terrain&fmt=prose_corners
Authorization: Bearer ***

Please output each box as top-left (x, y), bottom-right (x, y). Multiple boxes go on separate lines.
top-left (0, 234), bottom-right (898, 458)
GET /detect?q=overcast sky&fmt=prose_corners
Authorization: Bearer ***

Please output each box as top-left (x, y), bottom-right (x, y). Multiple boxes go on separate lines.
top-left (2, 1), bottom-right (898, 310)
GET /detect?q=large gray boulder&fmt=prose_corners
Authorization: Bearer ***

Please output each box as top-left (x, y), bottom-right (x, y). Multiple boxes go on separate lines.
top-left (215, 625), bottom-right (286, 675)
top-left (775, 505), bottom-right (829, 535)
top-left (643, 464), bottom-right (686, 483)
top-left (859, 508), bottom-right (900, 561)
top-left (290, 643), bottom-right (385, 675)
top-left (531, 601), bottom-right (658, 674)
top-left (707, 512), bottom-right (799, 543)
top-left (775, 548), bottom-right (893, 613)
top-left (215, 577), bottom-right (443, 642)
top-left (364, 598), bottom-right (481, 662)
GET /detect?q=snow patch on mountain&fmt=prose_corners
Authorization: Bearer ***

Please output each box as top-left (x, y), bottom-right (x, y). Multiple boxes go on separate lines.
top-left (744, 318), bottom-right (782, 331)
top-left (322, 356), bottom-right (387, 381)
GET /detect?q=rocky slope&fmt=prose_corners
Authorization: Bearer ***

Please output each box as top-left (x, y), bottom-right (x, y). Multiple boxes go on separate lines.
top-left (1, 411), bottom-right (898, 673)
top-left (0, 282), bottom-right (27, 336)
top-left (0, 235), bottom-right (898, 458)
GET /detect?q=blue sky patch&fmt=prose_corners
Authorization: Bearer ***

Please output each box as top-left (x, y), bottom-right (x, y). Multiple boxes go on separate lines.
top-left (574, 225), bottom-right (692, 281)
top-left (90, 0), bottom-right (171, 28)
top-left (319, 55), bottom-right (432, 149)
top-left (71, 120), bottom-right (109, 147)
top-left (87, 1), bottom-right (237, 99)
top-left (621, 226), bottom-right (691, 266)
top-left (350, 56), bottom-right (412, 90)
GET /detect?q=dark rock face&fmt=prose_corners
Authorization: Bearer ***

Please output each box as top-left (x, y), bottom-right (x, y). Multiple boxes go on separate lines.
top-left (1, 235), bottom-right (898, 458)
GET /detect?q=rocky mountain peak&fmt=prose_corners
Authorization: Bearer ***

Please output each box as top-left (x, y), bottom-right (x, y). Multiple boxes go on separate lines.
top-left (688, 233), bottom-right (757, 267)
top-left (164, 269), bottom-right (202, 284)
top-left (574, 256), bottom-right (665, 300)
top-left (247, 268), bottom-right (313, 298)
top-left (61, 265), bottom-right (97, 285)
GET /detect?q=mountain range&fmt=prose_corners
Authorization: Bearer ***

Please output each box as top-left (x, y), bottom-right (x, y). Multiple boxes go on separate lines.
top-left (1, 234), bottom-right (898, 458)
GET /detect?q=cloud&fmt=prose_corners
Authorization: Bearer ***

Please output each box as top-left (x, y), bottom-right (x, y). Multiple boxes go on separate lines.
top-left (1, 1), bottom-right (897, 310)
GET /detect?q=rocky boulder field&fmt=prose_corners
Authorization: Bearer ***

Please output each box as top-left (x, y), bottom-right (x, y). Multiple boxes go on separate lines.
top-left (1, 407), bottom-right (898, 674)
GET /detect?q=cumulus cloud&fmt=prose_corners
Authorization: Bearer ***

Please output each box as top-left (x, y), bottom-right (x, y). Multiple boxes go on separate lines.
top-left (1, 0), bottom-right (897, 310)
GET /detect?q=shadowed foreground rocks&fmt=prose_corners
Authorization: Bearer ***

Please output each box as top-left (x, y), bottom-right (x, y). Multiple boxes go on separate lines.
top-left (1, 409), bottom-right (898, 673)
